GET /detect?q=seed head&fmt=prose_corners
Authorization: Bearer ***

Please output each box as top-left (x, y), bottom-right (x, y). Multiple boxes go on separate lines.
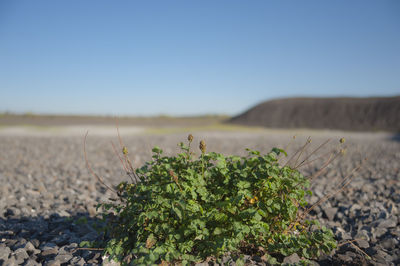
top-left (122, 146), bottom-right (128, 155)
top-left (199, 140), bottom-right (206, 154)
top-left (188, 134), bottom-right (193, 143)
top-left (340, 148), bottom-right (347, 155)
top-left (340, 137), bottom-right (346, 144)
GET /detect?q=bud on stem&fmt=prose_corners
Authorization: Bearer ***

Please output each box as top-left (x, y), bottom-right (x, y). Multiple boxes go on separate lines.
top-left (199, 140), bottom-right (206, 154)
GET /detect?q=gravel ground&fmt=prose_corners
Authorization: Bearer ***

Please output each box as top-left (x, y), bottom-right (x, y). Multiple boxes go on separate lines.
top-left (0, 130), bottom-right (399, 265)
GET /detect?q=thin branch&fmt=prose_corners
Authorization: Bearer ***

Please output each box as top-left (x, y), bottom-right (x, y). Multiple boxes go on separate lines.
top-left (84, 131), bottom-right (117, 194)
top-left (294, 136), bottom-right (312, 167)
top-left (71, 247), bottom-right (104, 253)
top-left (337, 239), bottom-right (363, 247)
top-left (111, 141), bottom-right (129, 174)
top-left (284, 137), bottom-right (311, 168)
top-left (295, 139), bottom-right (331, 169)
top-left (296, 150), bottom-right (333, 169)
top-left (308, 150), bottom-right (343, 182)
top-left (338, 240), bottom-right (372, 260)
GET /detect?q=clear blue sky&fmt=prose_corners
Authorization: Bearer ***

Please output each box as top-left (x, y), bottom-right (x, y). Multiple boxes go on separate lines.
top-left (0, 0), bottom-right (399, 116)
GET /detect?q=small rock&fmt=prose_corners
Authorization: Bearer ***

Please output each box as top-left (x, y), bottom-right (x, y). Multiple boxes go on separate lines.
top-left (337, 253), bottom-right (352, 262)
top-left (323, 207), bottom-right (338, 221)
top-left (355, 229), bottom-right (370, 241)
top-left (349, 204), bottom-right (362, 212)
top-left (44, 259), bottom-right (61, 266)
top-left (70, 256), bottom-right (86, 265)
top-left (355, 239), bottom-right (369, 249)
top-left (374, 249), bottom-right (393, 263)
top-left (282, 253), bottom-right (300, 264)
top-left (378, 217), bottom-right (397, 228)
top-left (40, 242), bottom-right (58, 251)
top-left (381, 237), bottom-right (398, 250)
top-left (30, 239), bottom-right (40, 248)
top-left (3, 255), bottom-right (17, 265)
top-left (102, 255), bottom-right (119, 266)
top-left (4, 239), bottom-right (18, 247)
top-left (13, 238), bottom-right (27, 249)
top-left (82, 250), bottom-right (95, 260)
top-left (57, 210), bottom-right (71, 217)
top-left (13, 248), bottom-right (29, 264)
top-left (87, 252), bottom-right (101, 263)
top-left (54, 253), bottom-right (73, 264)
top-left (24, 241), bottom-right (36, 253)
top-left (373, 227), bottom-right (387, 238)
top-left (41, 248), bottom-right (58, 257)
top-left (24, 259), bottom-right (41, 266)
top-left (0, 246), bottom-right (11, 261)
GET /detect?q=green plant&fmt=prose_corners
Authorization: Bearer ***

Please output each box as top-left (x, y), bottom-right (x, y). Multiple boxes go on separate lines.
top-left (94, 135), bottom-right (338, 265)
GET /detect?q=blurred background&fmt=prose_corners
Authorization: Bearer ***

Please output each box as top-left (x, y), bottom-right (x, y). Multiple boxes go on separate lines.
top-left (0, 0), bottom-right (399, 133)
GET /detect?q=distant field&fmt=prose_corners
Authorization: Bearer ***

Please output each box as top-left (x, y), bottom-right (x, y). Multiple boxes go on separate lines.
top-left (0, 113), bottom-right (265, 136)
top-left (0, 113), bottom-right (229, 127)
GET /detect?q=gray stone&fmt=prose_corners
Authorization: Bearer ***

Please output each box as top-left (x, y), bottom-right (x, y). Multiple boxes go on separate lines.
top-left (30, 239), bottom-right (40, 248)
top-left (87, 252), bottom-right (101, 263)
top-left (374, 249), bottom-right (393, 263)
top-left (24, 242), bottom-right (35, 252)
top-left (337, 253), bottom-right (353, 262)
top-left (40, 242), bottom-right (57, 251)
top-left (69, 256), bottom-right (86, 265)
top-left (24, 259), bottom-right (41, 266)
top-left (3, 255), bottom-right (17, 265)
top-left (355, 229), bottom-right (370, 241)
top-left (13, 248), bottom-right (29, 264)
top-left (323, 207), bottom-right (338, 221)
top-left (44, 259), bottom-right (61, 266)
top-left (282, 253), bottom-right (300, 264)
top-left (54, 253), bottom-right (73, 264)
top-left (349, 203), bottom-right (362, 212)
top-left (0, 246), bottom-right (11, 261)
top-left (381, 237), bottom-right (398, 250)
top-left (335, 227), bottom-right (352, 240)
top-left (13, 238), bottom-right (27, 249)
top-left (40, 248), bottom-right (58, 257)
top-left (373, 227), bottom-right (388, 238)
top-left (355, 238), bottom-right (369, 249)
top-left (102, 255), bottom-right (119, 266)
top-left (378, 217), bottom-right (397, 228)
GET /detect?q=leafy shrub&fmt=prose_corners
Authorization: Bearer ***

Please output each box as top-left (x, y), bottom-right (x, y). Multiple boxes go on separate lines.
top-left (96, 135), bottom-right (336, 265)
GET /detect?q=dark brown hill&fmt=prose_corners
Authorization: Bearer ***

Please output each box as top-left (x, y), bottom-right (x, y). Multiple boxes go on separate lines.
top-left (228, 96), bottom-right (400, 132)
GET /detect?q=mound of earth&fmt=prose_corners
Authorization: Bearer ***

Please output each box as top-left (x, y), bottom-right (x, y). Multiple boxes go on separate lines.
top-left (229, 96), bottom-right (400, 132)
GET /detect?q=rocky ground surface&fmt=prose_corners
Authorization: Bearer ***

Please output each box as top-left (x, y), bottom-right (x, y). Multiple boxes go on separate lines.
top-left (0, 130), bottom-right (399, 265)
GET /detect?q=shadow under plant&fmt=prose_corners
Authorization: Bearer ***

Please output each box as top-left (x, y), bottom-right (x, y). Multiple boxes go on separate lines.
top-left (0, 212), bottom-right (106, 265)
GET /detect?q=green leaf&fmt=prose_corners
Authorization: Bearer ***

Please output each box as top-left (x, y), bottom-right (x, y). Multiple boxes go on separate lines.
top-left (272, 147), bottom-right (287, 157)
top-left (172, 205), bottom-right (182, 220)
top-left (213, 227), bottom-right (222, 235)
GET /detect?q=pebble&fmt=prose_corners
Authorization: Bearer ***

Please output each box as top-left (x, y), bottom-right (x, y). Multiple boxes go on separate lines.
top-left (323, 207), bottom-right (338, 221)
top-left (13, 248), bottom-right (29, 264)
top-left (0, 246), bottom-right (11, 261)
top-left (282, 253), bottom-right (300, 264)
